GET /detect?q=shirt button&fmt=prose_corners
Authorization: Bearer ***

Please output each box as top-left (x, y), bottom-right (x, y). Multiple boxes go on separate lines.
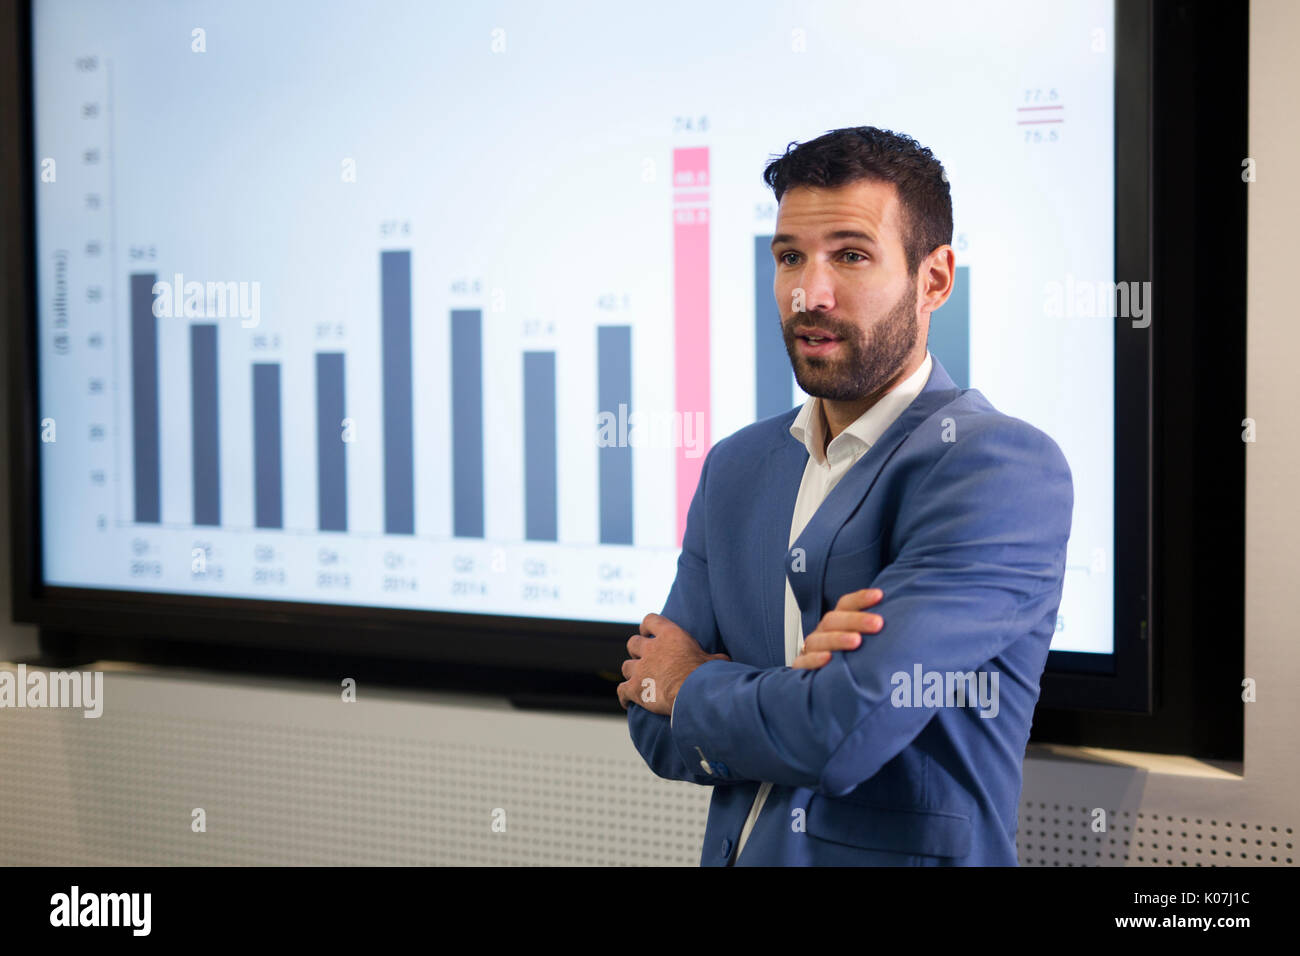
top-left (720, 838), bottom-right (733, 858)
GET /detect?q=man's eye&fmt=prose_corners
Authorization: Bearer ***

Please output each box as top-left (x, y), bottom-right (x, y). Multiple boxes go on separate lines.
top-left (777, 251), bottom-right (867, 265)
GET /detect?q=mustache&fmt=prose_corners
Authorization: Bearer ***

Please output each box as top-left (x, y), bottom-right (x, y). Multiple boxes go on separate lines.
top-left (784, 319), bottom-right (854, 337)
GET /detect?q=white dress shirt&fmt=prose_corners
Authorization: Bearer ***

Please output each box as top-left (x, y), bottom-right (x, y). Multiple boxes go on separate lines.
top-left (730, 349), bottom-right (933, 863)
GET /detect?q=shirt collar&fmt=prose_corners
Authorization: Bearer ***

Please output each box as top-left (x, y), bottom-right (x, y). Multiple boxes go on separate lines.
top-left (789, 350), bottom-right (933, 465)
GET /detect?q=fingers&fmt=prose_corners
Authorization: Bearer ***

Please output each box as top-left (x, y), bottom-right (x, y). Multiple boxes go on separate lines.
top-left (818, 609), bottom-right (884, 634)
top-left (640, 612), bottom-right (672, 636)
top-left (790, 630), bottom-right (859, 670)
top-left (835, 588), bottom-right (884, 610)
top-left (791, 608), bottom-right (880, 670)
top-left (792, 650), bottom-right (832, 670)
top-left (617, 656), bottom-right (635, 710)
top-left (801, 629), bottom-right (863, 656)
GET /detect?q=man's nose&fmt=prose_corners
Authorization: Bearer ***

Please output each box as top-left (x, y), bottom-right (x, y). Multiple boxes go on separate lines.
top-left (794, 260), bottom-right (836, 311)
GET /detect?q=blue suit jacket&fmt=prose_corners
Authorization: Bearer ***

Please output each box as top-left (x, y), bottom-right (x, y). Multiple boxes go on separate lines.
top-left (627, 355), bottom-right (1073, 865)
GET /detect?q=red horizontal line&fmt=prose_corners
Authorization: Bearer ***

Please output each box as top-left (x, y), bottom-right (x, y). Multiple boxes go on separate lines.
top-left (1017, 105), bottom-right (1064, 111)
top-left (1016, 119), bottom-right (1064, 125)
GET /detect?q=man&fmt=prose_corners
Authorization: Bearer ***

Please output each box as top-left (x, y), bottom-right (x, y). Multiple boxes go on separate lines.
top-left (617, 127), bottom-right (1073, 866)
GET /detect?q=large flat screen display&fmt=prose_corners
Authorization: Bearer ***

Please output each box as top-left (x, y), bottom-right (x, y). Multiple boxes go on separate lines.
top-left (29, 0), bottom-right (1117, 659)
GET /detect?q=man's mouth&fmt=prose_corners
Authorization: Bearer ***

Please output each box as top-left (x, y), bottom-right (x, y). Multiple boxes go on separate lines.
top-left (795, 328), bottom-right (843, 354)
top-left (795, 327), bottom-right (841, 344)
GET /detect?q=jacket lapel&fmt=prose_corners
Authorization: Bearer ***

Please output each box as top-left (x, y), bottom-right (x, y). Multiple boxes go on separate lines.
top-left (759, 436), bottom-right (811, 666)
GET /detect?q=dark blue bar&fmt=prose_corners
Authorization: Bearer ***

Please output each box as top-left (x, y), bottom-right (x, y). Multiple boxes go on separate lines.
top-left (381, 250), bottom-right (414, 534)
top-left (754, 235), bottom-right (794, 420)
top-left (523, 351), bottom-right (557, 541)
top-left (929, 264), bottom-right (970, 388)
top-left (316, 352), bottom-right (347, 532)
top-left (597, 325), bottom-right (632, 544)
top-left (252, 363), bottom-right (282, 529)
top-left (451, 309), bottom-right (483, 538)
top-left (131, 273), bottom-right (160, 523)
top-left (190, 323), bottom-right (220, 526)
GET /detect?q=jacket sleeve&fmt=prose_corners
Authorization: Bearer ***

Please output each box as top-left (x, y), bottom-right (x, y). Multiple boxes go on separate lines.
top-left (666, 420), bottom-right (1074, 795)
top-left (626, 444), bottom-right (751, 786)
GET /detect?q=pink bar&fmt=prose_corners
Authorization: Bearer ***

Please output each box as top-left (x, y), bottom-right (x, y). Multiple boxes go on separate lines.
top-left (673, 147), bottom-right (710, 548)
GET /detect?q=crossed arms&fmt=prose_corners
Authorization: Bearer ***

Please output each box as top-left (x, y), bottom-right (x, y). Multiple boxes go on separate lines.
top-left (622, 419), bottom-right (1073, 796)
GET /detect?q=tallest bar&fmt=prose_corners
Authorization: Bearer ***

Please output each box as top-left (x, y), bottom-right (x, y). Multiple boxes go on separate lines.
top-left (672, 147), bottom-right (710, 548)
top-left (381, 250), bottom-right (414, 534)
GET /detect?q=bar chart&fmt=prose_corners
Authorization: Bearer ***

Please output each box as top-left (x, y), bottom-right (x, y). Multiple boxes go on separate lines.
top-left (32, 0), bottom-right (1114, 648)
top-left (124, 254), bottom-right (657, 545)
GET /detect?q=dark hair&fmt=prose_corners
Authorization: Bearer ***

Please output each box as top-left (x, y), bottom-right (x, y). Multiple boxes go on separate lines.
top-left (762, 127), bottom-right (952, 277)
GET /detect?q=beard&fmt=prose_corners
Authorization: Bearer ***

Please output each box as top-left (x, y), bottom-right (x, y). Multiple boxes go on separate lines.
top-left (781, 280), bottom-right (919, 402)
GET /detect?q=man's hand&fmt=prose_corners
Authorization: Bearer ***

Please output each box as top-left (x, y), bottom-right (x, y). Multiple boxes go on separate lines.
top-left (791, 588), bottom-right (884, 669)
top-left (617, 613), bottom-right (730, 715)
